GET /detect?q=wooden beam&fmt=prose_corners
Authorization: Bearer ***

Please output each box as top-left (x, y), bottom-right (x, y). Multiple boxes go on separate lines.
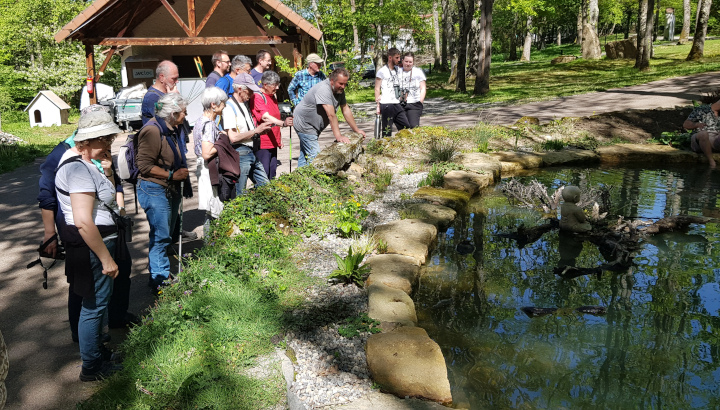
top-left (95, 46), bottom-right (117, 82)
top-left (85, 44), bottom-right (97, 105)
top-left (160, 0), bottom-right (193, 37)
top-left (196, 0), bottom-right (222, 36)
top-left (240, 0), bottom-right (268, 36)
top-left (187, 0), bottom-right (196, 35)
top-left (97, 35), bottom-right (300, 46)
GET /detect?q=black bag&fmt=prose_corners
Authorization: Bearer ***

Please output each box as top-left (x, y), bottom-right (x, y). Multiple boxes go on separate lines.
top-left (252, 133), bottom-right (261, 152)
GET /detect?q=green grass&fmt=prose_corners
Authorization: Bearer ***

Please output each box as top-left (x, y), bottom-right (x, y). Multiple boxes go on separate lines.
top-left (346, 39), bottom-right (720, 105)
top-left (0, 113), bottom-right (78, 174)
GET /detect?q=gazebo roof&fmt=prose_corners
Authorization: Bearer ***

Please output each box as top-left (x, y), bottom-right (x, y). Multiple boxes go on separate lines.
top-left (55, 0), bottom-right (322, 46)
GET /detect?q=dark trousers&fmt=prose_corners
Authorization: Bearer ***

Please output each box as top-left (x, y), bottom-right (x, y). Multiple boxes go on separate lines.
top-left (219, 176), bottom-right (237, 202)
top-left (69, 241), bottom-right (132, 335)
top-left (380, 103), bottom-right (410, 137)
top-left (255, 148), bottom-right (278, 180)
top-left (404, 102), bottom-right (424, 128)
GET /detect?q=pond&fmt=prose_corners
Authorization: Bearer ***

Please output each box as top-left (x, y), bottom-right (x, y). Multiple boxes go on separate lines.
top-left (415, 165), bottom-right (720, 409)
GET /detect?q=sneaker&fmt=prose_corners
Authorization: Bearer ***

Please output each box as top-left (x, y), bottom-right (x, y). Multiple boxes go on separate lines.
top-left (99, 345), bottom-right (123, 363)
top-left (182, 230), bottom-right (197, 240)
top-left (108, 312), bottom-right (141, 329)
top-left (79, 361), bottom-right (123, 382)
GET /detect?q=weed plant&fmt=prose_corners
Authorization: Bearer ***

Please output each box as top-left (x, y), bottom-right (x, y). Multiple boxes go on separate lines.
top-left (332, 199), bottom-right (370, 237)
top-left (330, 246), bottom-right (371, 287)
top-left (428, 137), bottom-right (458, 163)
top-left (338, 313), bottom-right (381, 338)
top-left (650, 130), bottom-right (692, 150)
top-left (418, 162), bottom-right (465, 187)
top-left (541, 139), bottom-right (567, 151)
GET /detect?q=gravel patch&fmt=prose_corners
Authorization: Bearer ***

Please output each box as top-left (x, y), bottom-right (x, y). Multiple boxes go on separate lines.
top-left (0, 132), bottom-right (25, 145)
top-left (285, 173), bottom-right (425, 409)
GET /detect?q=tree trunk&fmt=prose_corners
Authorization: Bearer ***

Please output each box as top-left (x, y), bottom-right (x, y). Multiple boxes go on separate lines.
top-left (679, 0), bottom-right (691, 43)
top-left (468, 10), bottom-right (481, 76)
top-left (557, 25), bottom-right (562, 46)
top-left (635, 0), bottom-right (656, 70)
top-left (577, 7), bottom-right (583, 44)
top-left (509, 13), bottom-right (519, 60)
top-left (350, 0), bottom-right (360, 53)
top-left (653, 0), bottom-right (660, 41)
top-left (454, 0), bottom-right (476, 92)
top-left (474, 0), bottom-right (495, 96)
top-left (374, 0), bottom-right (385, 68)
top-left (442, 0), bottom-right (452, 70)
top-left (687, 0), bottom-right (713, 60)
top-left (433, 0), bottom-right (442, 69)
top-left (521, 15), bottom-right (533, 61)
top-left (624, 7), bottom-right (633, 39)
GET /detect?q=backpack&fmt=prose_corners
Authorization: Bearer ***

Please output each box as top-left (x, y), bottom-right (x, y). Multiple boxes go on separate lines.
top-left (116, 120), bottom-right (161, 212)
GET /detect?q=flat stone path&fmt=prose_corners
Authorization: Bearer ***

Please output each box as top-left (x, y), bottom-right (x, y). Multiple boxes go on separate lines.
top-left (1, 70), bottom-right (718, 409)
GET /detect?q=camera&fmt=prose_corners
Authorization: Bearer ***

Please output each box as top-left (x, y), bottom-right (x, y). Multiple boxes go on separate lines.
top-left (393, 84), bottom-right (401, 100)
top-left (278, 102), bottom-right (293, 121)
top-left (399, 89), bottom-right (409, 107)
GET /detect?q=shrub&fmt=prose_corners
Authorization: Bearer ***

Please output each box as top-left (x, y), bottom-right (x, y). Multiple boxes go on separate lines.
top-left (540, 139), bottom-right (566, 151)
top-left (418, 162), bottom-right (464, 187)
top-left (428, 137), bottom-right (458, 163)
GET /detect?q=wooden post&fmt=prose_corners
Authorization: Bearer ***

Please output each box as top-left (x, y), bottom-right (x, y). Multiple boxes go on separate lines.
top-left (85, 43), bottom-right (97, 105)
top-left (187, 0), bottom-right (196, 35)
top-left (293, 43), bottom-right (303, 69)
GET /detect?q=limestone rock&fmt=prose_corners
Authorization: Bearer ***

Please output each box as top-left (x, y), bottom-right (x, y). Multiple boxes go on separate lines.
top-left (455, 152), bottom-right (502, 181)
top-left (374, 219), bottom-right (437, 264)
top-left (605, 38), bottom-right (638, 59)
top-left (313, 132), bottom-right (365, 174)
top-left (490, 151), bottom-right (543, 175)
top-left (365, 254), bottom-right (421, 295)
top-left (581, 23), bottom-right (602, 59)
top-left (537, 148), bottom-right (600, 167)
top-left (442, 170), bottom-right (493, 196)
top-left (401, 203), bottom-right (457, 231)
top-left (366, 327), bottom-right (452, 404)
top-left (367, 282), bottom-right (418, 325)
top-left (413, 187), bottom-right (471, 210)
top-left (597, 143), bottom-right (700, 164)
top-left (551, 55), bottom-right (578, 64)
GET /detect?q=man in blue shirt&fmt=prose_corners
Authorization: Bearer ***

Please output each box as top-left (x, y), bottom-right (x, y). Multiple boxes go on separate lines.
top-left (287, 53), bottom-right (327, 107)
top-left (141, 60), bottom-right (179, 125)
top-left (215, 55), bottom-right (252, 97)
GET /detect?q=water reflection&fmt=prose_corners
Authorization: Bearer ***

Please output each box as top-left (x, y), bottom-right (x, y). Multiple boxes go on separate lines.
top-left (416, 166), bottom-right (720, 409)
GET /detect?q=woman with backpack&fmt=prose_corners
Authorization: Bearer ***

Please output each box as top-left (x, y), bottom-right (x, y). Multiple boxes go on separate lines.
top-left (252, 71), bottom-right (293, 180)
top-left (54, 111), bottom-right (124, 381)
top-left (135, 93), bottom-right (190, 294)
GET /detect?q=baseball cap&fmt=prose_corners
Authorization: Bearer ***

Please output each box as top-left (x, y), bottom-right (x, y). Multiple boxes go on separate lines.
top-left (233, 73), bottom-right (261, 92)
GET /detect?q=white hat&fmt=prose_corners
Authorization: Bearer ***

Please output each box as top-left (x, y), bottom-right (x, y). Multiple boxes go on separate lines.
top-left (74, 111), bottom-right (122, 142)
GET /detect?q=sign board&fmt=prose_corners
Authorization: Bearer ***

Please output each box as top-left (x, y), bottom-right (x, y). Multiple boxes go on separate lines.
top-left (132, 68), bottom-right (154, 79)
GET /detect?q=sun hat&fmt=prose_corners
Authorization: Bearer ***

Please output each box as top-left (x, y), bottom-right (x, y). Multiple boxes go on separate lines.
top-left (74, 111), bottom-right (122, 142)
top-left (233, 73), bottom-right (262, 92)
top-left (306, 53), bottom-right (324, 64)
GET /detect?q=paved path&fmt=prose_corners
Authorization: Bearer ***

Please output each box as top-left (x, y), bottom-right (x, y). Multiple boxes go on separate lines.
top-left (1, 70), bottom-right (718, 409)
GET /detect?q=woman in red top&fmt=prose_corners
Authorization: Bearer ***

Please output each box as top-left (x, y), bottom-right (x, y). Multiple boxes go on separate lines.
top-left (252, 70), bottom-right (293, 179)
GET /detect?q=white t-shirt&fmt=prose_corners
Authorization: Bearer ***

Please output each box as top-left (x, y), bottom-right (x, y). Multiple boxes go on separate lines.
top-left (55, 150), bottom-right (117, 229)
top-left (222, 98), bottom-right (255, 147)
top-left (399, 67), bottom-right (426, 104)
top-left (376, 65), bottom-right (402, 104)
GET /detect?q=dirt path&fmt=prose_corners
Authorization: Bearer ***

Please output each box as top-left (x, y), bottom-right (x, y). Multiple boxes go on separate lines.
top-left (0, 70), bottom-right (717, 409)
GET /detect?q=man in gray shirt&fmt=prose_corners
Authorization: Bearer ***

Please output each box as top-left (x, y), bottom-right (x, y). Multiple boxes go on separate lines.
top-left (292, 68), bottom-right (366, 167)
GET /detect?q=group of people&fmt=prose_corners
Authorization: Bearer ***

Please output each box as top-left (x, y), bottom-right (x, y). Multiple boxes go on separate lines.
top-left (34, 47), bottom-right (422, 383)
top-left (375, 48), bottom-right (427, 138)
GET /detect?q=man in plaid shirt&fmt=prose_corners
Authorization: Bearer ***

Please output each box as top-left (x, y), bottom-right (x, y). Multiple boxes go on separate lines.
top-left (287, 53), bottom-right (327, 106)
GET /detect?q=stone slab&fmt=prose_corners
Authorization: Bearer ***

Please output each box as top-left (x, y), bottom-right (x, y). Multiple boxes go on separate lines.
top-left (373, 219), bottom-right (438, 265)
top-left (367, 282), bottom-right (418, 326)
top-left (597, 143), bottom-right (702, 164)
top-left (401, 203), bottom-right (457, 231)
top-left (365, 254), bottom-right (421, 295)
top-left (442, 170), bottom-right (493, 196)
top-left (412, 187), bottom-right (471, 210)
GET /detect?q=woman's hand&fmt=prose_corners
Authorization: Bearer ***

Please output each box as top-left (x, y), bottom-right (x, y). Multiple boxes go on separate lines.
top-left (376, 103), bottom-right (381, 115)
top-left (100, 150), bottom-right (113, 177)
top-left (101, 256), bottom-right (119, 278)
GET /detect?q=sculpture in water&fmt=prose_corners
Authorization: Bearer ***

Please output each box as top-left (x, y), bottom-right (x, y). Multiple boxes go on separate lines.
top-left (559, 186), bottom-right (592, 233)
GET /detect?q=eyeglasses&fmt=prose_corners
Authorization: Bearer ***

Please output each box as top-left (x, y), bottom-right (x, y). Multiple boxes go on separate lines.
top-left (98, 135), bottom-right (116, 145)
top-left (221, 60), bottom-right (231, 64)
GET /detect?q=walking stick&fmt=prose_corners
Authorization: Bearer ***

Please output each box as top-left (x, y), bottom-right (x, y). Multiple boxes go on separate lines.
top-left (289, 126), bottom-right (292, 173)
top-left (177, 180), bottom-right (184, 274)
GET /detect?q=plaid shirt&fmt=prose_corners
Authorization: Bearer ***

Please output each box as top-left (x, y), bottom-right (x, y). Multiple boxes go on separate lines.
top-left (287, 69), bottom-right (327, 106)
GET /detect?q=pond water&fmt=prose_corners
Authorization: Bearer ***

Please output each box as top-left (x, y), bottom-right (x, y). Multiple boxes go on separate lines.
top-left (416, 165), bottom-right (720, 409)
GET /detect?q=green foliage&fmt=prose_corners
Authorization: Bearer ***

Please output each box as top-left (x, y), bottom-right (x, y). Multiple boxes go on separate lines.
top-left (418, 162), bottom-right (465, 188)
top-left (570, 134), bottom-right (600, 150)
top-left (274, 55), bottom-right (300, 78)
top-left (365, 138), bottom-right (386, 155)
top-left (540, 139), bottom-right (567, 151)
top-left (401, 164), bottom-right (417, 174)
top-left (0, 113), bottom-right (78, 174)
top-left (332, 198), bottom-right (370, 237)
top-left (330, 246), bottom-right (371, 287)
top-left (428, 137), bottom-right (459, 163)
top-left (338, 313), bottom-right (381, 338)
top-left (650, 130), bottom-right (692, 150)
top-left (369, 168), bottom-right (393, 193)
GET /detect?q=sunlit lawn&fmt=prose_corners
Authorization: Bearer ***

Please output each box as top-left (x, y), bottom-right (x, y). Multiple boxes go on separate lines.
top-left (0, 113), bottom-right (79, 173)
top-left (346, 39), bottom-right (720, 104)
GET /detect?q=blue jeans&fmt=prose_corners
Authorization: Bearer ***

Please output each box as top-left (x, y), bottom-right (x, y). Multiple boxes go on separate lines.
top-left (296, 131), bottom-right (320, 168)
top-left (138, 179), bottom-right (180, 283)
top-left (235, 145), bottom-right (270, 196)
top-left (79, 238), bottom-right (115, 370)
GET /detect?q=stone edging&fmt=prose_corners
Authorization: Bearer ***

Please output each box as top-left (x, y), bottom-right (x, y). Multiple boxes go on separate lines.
top-left (361, 143), bottom-right (710, 405)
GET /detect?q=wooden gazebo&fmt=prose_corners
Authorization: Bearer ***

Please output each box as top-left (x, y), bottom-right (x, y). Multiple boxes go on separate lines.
top-left (55, 0), bottom-right (322, 103)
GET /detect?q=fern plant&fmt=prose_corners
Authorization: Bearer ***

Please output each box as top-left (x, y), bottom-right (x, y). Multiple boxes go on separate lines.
top-left (330, 246), bottom-right (371, 287)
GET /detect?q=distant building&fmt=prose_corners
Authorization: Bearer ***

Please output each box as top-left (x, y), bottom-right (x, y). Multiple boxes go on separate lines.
top-left (24, 91), bottom-right (71, 128)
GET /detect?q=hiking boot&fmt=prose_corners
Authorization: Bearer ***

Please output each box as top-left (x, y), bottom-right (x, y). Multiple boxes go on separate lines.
top-left (100, 345), bottom-right (124, 363)
top-left (79, 361), bottom-right (123, 382)
top-left (108, 312), bottom-right (141, 329)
